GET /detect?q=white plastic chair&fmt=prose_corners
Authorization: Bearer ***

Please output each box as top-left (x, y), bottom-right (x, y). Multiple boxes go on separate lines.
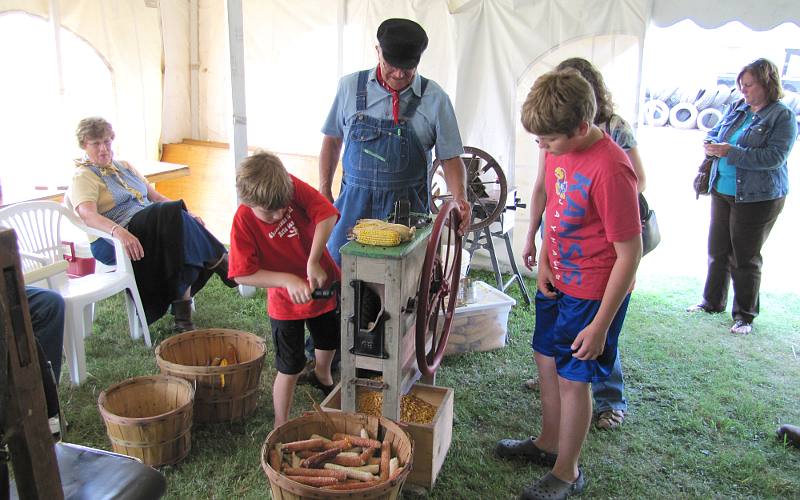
top-left (0, 200), bottom-right (151, 385)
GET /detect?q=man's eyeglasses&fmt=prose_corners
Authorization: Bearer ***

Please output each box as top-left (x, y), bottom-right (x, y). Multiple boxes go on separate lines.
top-left (380, 59), bottom-right (416, 78)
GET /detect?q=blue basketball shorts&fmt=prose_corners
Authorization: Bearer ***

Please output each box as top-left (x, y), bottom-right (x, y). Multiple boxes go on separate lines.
top-left (531, 289), bottom-right (631, 383)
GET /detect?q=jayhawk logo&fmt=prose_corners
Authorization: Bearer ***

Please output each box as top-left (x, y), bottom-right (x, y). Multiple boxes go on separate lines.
top-left (554, 167), bottom-right (567, 199)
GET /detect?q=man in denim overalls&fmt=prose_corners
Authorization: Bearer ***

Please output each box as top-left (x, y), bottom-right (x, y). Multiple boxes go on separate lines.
top-left (319, 18), bottom-right (470, 265)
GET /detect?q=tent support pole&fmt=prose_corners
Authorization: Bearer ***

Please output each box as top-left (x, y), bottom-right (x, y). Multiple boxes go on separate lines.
top-left (190, 0), bottom-right (200, 139)
top-left (226, 0), bottom-right (256, 298)
top-left (226, 0), bottom-right (248, 167)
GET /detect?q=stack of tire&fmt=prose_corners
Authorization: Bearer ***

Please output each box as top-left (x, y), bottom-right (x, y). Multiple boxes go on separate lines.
top-left (644, 85), bottom-right (800, 133)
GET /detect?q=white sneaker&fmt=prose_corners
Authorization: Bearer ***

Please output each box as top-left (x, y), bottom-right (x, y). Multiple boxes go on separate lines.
top-left (49, 415), bottom-right (67, 440)
top-left (49, 416), bottom-right (61, 438)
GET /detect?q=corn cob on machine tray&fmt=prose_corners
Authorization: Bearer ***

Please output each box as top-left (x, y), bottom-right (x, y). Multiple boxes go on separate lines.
top-left (336, 201), bottom-right (462, 421)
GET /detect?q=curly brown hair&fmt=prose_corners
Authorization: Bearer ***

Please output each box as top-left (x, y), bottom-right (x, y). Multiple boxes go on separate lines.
top-left (555, 58), bottom-right (614, 125)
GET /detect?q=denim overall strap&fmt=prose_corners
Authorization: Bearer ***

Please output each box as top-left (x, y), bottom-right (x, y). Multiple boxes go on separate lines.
top-left (356, 70), bottom-right (369, 111)
top-left (87, 161), bottom-right (150, 227)
top-left (327, 74), bottom-right (431, 264)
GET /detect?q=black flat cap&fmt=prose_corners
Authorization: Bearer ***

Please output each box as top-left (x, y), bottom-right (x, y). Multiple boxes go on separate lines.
top-left (377, 18), bottom-right (428, 69)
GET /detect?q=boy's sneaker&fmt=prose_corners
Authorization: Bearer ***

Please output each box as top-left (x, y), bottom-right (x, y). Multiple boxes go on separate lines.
top-left (495, 437), bottom-right (557, 466)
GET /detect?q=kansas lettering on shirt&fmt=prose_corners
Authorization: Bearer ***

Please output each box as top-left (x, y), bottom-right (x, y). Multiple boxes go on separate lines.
top-left (543, 134), bottom-right (641, 300)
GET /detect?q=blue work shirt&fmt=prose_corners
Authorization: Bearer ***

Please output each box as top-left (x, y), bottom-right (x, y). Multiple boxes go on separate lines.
top-left (321, 68), bottom-right (464, 166)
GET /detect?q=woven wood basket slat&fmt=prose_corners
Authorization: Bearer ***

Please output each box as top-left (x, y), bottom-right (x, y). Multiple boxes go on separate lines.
top-left (261, 412), bottom-right (413, 499)
top-left (155, 328), bottom-right (266, 423)
top-left (98, 375), bottom-right (194, 466)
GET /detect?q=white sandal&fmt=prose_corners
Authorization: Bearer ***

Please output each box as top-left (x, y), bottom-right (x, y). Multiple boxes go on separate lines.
top-left (730, 320), bottom-right (752, 335)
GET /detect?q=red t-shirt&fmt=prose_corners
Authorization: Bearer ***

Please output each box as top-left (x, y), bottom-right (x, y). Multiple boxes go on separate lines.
top-left (228, 175), bottom-right (341, 320)
top-left (543, 133), bottom-right (640, 300)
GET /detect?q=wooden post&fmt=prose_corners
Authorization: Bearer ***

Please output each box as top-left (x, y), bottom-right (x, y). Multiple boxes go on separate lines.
top-left (0, 228), bottom-right (63, 499)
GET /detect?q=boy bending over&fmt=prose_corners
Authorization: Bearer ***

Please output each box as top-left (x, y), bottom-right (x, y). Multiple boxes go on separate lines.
top-left (229, 151), bottom-right (341, 429)
top-left (496, 70), bottom-right (641, 499)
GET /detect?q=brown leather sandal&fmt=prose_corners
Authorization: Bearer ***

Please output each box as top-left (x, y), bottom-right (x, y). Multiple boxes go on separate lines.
top-left (596, 409), bottom-right (625, 430)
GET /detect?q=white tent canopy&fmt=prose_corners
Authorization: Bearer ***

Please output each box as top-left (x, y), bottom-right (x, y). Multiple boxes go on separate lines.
top-left (651, 0), bottom-right (800, 29)
top-left (1, 0), bottom-right (798, 173)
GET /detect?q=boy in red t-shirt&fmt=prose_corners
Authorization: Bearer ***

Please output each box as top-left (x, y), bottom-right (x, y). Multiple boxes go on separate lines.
top-left (496, 70), bottom-right (641, 499)
top-left (228, 151), bottom-right (341, 429)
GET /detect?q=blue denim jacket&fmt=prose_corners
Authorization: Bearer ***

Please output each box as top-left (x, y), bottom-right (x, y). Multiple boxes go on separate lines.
top-left (705, 98), bottom-right (797, 202)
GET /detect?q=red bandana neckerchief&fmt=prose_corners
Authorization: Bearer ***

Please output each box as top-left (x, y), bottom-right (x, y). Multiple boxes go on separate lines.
top-left (376, 65), bottom-right (400, 124)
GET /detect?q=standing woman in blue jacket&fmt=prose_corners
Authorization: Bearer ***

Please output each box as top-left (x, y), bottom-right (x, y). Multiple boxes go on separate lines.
top-left (688, 58), bottom-right (797, 334)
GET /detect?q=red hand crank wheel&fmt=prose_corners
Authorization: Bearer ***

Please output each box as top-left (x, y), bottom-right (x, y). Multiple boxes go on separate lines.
top-left (415, 200), bottom-right (463, 378)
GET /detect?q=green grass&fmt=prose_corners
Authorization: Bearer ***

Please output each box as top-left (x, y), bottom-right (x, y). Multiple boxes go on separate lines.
top-left (57, 270), bottom-right (800, 499)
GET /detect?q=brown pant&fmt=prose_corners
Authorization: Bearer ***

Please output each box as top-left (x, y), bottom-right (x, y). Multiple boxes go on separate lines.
top-left (702, 191), bottom-right (785, 323)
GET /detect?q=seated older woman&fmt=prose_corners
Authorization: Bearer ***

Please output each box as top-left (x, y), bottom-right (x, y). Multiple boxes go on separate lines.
top-left (67, 117), bottom-right (235, 332)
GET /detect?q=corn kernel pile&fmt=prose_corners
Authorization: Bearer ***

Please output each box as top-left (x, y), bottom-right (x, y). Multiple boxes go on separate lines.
top-left (357, 390), bottom-right (437, 424)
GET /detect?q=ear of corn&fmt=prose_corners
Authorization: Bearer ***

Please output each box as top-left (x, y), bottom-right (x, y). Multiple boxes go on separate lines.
top-left (351, 219), bottom-right (416, 247)
top-left (219, 358), bottom-right (228, 388)
top-left (355, 229), bottom-right (401, 246)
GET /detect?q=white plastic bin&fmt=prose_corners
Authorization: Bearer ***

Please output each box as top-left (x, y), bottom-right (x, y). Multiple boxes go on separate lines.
top-left (441, 281), bottom-right (516, 355)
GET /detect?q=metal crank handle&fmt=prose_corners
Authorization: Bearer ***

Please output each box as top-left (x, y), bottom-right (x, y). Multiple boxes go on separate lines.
top-left (311, 281), bottom-right (341, 299)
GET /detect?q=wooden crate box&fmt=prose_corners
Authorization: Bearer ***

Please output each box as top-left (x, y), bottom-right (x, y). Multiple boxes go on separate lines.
top-left (321, 382), bottom-right (454, 490)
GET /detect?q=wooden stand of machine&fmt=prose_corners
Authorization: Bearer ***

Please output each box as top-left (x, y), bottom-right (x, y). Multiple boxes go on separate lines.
top-left (323, 203), bottom-right (462, 490)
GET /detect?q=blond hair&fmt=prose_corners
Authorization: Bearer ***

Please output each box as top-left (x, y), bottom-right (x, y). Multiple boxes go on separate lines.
top-left (520, 69), bottom-right (596, 136)
top-left (76, 117), bottom-right (114, 149)
top-left (738, 58), bottom-right (784, 103)
top-left (236, 150), bottom-right (294, 209)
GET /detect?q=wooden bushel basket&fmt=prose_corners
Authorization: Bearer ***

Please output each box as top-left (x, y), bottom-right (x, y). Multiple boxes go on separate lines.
top-left (261, 412), bottom-right (413, 499)
top-left (155, 328), bottom-right (266, 423)
top-left (98, 375), bottom-right (194, 466)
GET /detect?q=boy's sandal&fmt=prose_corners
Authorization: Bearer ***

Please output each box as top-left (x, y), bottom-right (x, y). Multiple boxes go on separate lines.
top-left (495, 437), bottom-right (557, 466)
top-left (596, 409), bottom-right (625, 430)
top-left (520, 468), bottom-right (586, 500)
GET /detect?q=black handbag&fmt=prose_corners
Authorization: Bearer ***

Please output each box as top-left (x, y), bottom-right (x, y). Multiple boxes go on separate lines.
top-left (693, 156), bottom-right (714, 199)
top-left (639, 193), bottom-right (660, 256)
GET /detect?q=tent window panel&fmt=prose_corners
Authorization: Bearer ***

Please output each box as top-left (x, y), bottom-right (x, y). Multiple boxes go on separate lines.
top-left (0, 11), bottom-right (113, 199)
top-left (513, 35), bottom-right (640, 174)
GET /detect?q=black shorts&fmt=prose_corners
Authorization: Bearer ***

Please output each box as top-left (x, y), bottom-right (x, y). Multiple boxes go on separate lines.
top-left (269, 308), bottom-right (340, 375)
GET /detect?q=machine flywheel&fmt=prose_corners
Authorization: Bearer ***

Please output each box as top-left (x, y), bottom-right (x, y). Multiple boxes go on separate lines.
top-left (415, 200), bottom-right (462, 378)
